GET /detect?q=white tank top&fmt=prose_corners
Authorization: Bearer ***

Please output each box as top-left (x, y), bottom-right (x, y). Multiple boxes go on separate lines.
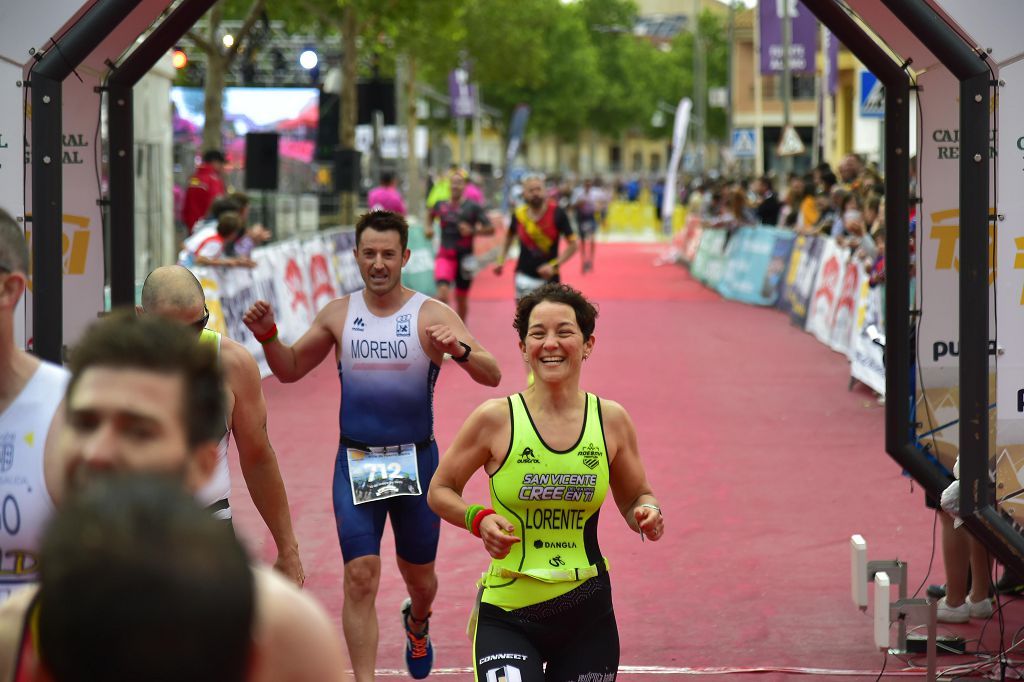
top-left (195, 330), bottom-right (232, 519)
top-left (0, 361), bottom-right (69, 602)
top-left (338, 290), bottom-right (439, 446)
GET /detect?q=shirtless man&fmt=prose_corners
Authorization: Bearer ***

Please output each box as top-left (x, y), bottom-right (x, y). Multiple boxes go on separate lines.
top-left (243, 210), bottom-right (500, 680)
top-left (139, 265), bottom-right (303, 586)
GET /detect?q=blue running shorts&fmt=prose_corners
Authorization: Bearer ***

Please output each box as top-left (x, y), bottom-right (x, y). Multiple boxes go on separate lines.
top-left (332, 440), bottom-right (441, 564)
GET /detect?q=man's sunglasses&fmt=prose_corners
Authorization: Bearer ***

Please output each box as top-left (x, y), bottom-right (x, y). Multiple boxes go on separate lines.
top-left (192, 306), bottom-right (210, 332)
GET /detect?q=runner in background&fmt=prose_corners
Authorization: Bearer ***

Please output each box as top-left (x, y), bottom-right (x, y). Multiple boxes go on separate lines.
top-left (494, 174), bottom-right (578, 301)
top-left (369, 171), bottom-right (408, 216)
top-left (426, 170), bottom-right (493, 322)
top-left (571, 178), bottom-right (604, 273)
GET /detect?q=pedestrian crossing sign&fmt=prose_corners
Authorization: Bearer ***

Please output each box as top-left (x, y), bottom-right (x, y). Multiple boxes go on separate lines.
top-left (732, 128), bottom-right (756, 159)
top-left (859, 71), bottom-right (885, 118)
top-left (777, 125), bottom-right (805, 157)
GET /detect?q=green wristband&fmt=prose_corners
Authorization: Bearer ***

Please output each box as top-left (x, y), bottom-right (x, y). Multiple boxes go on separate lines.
top-left (465, 504), bottom-right (485, 533)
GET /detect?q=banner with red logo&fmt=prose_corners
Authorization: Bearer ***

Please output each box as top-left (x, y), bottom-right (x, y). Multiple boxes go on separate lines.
top-left (804, 238), bottom-right (847, 344)
top-left (190, 228), bottom-right (375, 377)
top-left (303, 236), bottom-right (340, 312)
top-left (828, 258), bottom-right (866, 357)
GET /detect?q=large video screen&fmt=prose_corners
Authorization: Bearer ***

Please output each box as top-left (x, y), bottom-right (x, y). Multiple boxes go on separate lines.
top-left (171, 86), bottom-right (319, 166)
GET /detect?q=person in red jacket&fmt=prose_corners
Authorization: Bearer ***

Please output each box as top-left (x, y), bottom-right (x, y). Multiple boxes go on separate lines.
top-left (182, 150), bottom-right (227, 233)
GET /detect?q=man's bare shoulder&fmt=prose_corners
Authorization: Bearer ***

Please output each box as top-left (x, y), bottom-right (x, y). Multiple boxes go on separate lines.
top-left (315, 295), bottom-right (354, 331)
top-left (218, 335), bottom-right (256, 370)
top-left (418, 296), bottom-right (458, 326)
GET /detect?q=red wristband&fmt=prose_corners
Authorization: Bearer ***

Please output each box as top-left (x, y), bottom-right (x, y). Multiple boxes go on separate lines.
top-left (471, 508), bottom-right (496, 538)
top-left (254, 324), bottom-right (278, 344)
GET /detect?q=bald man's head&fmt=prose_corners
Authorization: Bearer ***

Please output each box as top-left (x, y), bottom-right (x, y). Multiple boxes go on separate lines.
top-left (140, 266), bottom-right (206, 321)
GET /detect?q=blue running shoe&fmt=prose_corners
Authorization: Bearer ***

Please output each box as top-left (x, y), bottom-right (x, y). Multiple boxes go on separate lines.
top-left (401, 597), bottom-right (433, 679)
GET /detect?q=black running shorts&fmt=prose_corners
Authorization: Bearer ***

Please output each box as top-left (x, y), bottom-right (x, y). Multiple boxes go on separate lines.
top-left (473, 574), bottom-right (618, 682)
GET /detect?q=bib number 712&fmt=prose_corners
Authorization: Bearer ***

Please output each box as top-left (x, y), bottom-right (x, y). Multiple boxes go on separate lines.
top-left (364, 462), bottom-right (402, 481)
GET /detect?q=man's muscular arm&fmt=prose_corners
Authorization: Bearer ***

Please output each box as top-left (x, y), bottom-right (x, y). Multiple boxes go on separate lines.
top-left (421, 300), bottom-right (501, 387)
top-left (222, 339), bottom-right (304, 586)
top-left (243, 299), bottom-right (346, 383)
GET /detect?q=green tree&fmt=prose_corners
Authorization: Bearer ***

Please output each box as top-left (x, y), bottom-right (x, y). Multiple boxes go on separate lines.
top-left (664, 10), bottom-right (730, 142)
top-left (374, 0), bottom-right (469, 215)
top-left (186, 0), bottom-right (268, 152)
top-left (454, 0), bottom-right (603, 172)
top-left (520, 3), bottom-right (601, 140)
top-left (578, 0), bottom-right (661, 136)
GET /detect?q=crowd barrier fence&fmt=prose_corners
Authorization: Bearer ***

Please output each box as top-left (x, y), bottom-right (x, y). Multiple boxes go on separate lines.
top-left (189, 215), bottom-right (507, 378)
top-left (673, 215), bottom-right (886, 396)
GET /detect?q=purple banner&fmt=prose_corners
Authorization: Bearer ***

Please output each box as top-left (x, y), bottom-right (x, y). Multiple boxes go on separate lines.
top-left (826, 28), bottom-right (839, 95)
top-left (448, 67), bottom-right (476, 119)
top-left (759, 0), bottom-right (818, 74)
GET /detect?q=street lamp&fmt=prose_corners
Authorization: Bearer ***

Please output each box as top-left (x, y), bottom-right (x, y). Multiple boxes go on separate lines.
top-left (299, 49), bottom-right (318, 70)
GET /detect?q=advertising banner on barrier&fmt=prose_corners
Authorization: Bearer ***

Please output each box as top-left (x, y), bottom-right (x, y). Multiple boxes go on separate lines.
top-left (717, 227), bottom-right (794, 306)
top-left (778, 233), bottom-right (810, 316)
top-left (329, 231), bottom-right (363, 294)
top-left (692, 228), bottom-right (728, 287)
top-left (829, 258), bottom-right (866, 357)
top-left (263, 241), bottom-right (314, 342)
top-left (764, 231), bottom-right (796, 307)
top-left (805, 238), bottom-right (847, 344)
top-left (402, 223), bottom-right (436, 296)
top-left (784, 235), bottom-right (822, 327)
top-left (689, 228), bottom-right (713, 282)
top-left (304, 236), bottom-right (340, 312)
top-left (850, 283), bottom-right (885, 396)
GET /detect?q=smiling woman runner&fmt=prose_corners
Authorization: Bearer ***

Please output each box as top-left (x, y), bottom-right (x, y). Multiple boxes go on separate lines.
top-left (428, 282), bottom-right (665, 682)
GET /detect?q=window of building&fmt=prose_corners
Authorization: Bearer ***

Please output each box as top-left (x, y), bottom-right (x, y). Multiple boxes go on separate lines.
top-left (761, 73), bottom-right (817, 100)
top-left (610, 146), bottom-right (622, 173)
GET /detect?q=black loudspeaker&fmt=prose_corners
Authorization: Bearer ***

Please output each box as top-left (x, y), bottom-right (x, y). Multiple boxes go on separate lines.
top-left (358, 80), bottom-right (396, 125)
top-left (316, 92), bottom-right (340, 161)
top-left (335, 148), bottom-right (362, 193)
top-left (245, 132), bottom-right (280, 190)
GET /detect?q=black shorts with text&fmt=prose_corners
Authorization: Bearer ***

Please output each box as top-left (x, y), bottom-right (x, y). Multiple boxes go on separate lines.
top-left (473, 573), bottom-right (618, 682)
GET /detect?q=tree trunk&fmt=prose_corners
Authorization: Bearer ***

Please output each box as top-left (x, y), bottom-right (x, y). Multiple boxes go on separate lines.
top-left (403, 54), bottom-right (423, 221)
top-left (339, 4), bottom-right (359, 226)
top-left (201, 1), bottom-right (225, 153)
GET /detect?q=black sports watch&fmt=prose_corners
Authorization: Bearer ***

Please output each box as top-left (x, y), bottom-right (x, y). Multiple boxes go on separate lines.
top-left (453, 341), bottom-right (472, 363)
